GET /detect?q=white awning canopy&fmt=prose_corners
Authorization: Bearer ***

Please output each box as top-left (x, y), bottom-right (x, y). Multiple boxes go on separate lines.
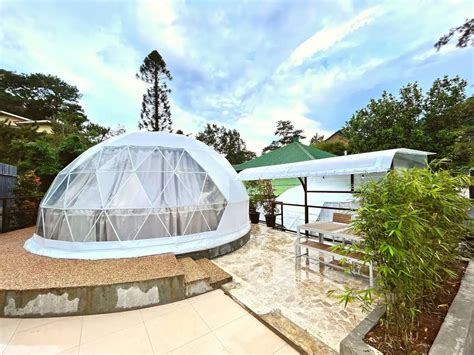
top-left (237, 148), bottom-right (434, 181)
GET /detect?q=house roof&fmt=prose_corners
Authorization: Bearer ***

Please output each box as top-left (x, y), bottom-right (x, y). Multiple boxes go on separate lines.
top-left (324, 129), bottom-right (345, 142)
top-left (234, 136), bottom-right (335, 172)
top-left (0, 110), bottom-right (33, 122)
top-left (0, 110), bottom-right (51, 124)
top-left (16, 120), bottom-right (52, 125)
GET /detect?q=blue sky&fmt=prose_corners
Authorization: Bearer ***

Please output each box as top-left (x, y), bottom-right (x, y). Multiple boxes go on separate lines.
top-left (1, 0), bottom-right (473, 153)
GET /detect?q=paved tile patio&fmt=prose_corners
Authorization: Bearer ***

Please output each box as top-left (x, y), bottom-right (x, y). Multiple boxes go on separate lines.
top-left (0, 289), bottom-right (297, 354)
top-left (214, 224), bottom-right (368, 354)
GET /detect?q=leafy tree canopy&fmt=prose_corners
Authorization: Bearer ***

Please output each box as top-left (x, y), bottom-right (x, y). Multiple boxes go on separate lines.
top-left (137, 50), bottom-right (173, 131)
top-left (0, 69), bottom-right (86, 121)
top-left (262, 120), bottom-right (306, 154)
top-left (195, 123), bottom-right (256, 165)
top-left (312, 140), bottom-right (350, 156)
top-left (343, 76), bottom-right (472, 170)
top-left (310, 132), bottom-right (325, 144)
top-left (1, 69), bottom-right (124, 193)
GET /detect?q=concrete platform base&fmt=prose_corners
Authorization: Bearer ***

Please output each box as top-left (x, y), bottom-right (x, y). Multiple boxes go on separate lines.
top-left (0, 227), bottom-right (246, 318)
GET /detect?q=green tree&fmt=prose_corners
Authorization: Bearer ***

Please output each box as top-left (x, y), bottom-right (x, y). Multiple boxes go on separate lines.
top-left (421, 77), bottom-right (468, 158)
top-left (136, 50), bottom-right (172, 131)
top-left (195, 123), bottom-right (256, 165)
top-left (57, 135), bottom-right (90, 167)
top-left (310, 132), bottom-right (325, 144)
top-left (0, 70), bottom-right (124, 193)
top-left (312, 140), bottom-right (349, 156)
top-left (0, 121), bottom-right (39, 164)
top-left (10, 138), bottom-right (60, 179)
top-left (344, 76), bottom-right (471, 169)
top-left (0, 69), bottom-right (86, 121)
top-left (435, 18), bottom-right (473, 50)
top-left (262, 120), bottom-right (306, 154)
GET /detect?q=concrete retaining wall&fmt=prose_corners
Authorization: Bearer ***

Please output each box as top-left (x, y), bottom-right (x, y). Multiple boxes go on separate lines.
top-left (0, 232), bottom-right (249, 318)
top-left (0, 275), bottom-right (185, 318)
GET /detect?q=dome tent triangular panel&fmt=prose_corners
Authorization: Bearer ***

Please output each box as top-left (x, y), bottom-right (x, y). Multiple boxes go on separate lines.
top-left (71, 151), bottom-right (101, 172)
top-left (134, 213), bottom-right (170, 239)
top-left (128, 146), bottom-right (156, 170)
top-left (66, 210), bottom-right (102, 242)
top-left (96, 171), bottom-right (132, 207)
top-left (135, 146), bottom-right (174, 172)
top-left (98, 146), bottom-right (133, 171)
top-left (25, 132), bottom-right (250, 259)
top-left (43, 175), bottom-right (68, 208)
top-left (136, 171), bottom-right (174, 204)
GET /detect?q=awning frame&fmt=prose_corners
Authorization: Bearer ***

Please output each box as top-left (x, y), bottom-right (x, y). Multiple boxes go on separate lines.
top-left (239, 148), bottom-right (433, 227)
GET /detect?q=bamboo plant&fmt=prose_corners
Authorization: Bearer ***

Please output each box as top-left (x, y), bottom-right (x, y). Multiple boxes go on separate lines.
top-left (333, 163), bottom-right (472, 351)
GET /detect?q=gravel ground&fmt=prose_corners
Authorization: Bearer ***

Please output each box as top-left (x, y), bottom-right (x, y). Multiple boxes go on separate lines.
top-left (0, 227), bottom-right (184, 290)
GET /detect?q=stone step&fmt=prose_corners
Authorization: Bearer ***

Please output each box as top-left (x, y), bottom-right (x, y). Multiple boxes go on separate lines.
top-left (195, 259), bottom-right (232, 288)
top-left (177, 257), bottom-right (212, 297)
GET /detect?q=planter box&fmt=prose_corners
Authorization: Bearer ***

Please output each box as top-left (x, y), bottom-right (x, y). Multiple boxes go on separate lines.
top-left (429, 261), bottom-right (474, 355)
top-left (340, 261), bottom-right (473, 355)
top-left (340, 306), bottom-right (384, 355)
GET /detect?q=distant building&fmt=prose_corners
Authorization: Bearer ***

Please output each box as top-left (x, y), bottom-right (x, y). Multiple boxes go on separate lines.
top-left (324, 130), bottom-right (348, 144)
top-left (0, 110), bottom-right (53, 134)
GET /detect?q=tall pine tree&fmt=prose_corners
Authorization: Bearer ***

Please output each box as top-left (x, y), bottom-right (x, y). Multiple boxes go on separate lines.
top-left (136, 50), bottom-right (172, 131)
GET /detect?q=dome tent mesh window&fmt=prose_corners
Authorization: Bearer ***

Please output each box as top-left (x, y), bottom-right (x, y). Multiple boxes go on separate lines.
top-left (26, 132), bottom-right (249, 259)
top-left (38, 146), bottom-right (227, 242)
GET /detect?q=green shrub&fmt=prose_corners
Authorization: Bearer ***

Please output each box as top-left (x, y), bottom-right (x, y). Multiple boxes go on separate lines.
top-left (335, 164), bottom-right (472, 351)
top-left (244, 180), bottom-right (276, 214)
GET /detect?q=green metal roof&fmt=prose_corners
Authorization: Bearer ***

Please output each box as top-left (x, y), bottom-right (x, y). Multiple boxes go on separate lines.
top-left (234, 138), bottom-right (335, 172)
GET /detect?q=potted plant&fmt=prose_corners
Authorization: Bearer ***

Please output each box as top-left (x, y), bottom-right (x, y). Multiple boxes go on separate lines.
top-left (245, 181), bottom-right (262, 224)
top-left (260, 180), bottom-right (278, 228)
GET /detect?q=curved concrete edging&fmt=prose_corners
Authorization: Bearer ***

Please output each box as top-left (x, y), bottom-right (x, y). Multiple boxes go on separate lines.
top-left (340, 261), bottom-right (473, 355)
top-left (178, 230), bottom-right (251, 260)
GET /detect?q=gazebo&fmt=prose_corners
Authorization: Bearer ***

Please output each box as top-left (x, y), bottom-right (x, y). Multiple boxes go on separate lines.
top-left (237, 148), bottom-right (433, 230)
top-left (234, 136), bottom-right (335, 195)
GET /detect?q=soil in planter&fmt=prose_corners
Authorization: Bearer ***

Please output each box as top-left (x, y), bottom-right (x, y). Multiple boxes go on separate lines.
top-left (364, 261), bottom-right (467, 354)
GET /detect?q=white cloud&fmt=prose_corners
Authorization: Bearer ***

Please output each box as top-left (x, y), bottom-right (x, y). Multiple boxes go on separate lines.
top-left (2, 0), bottom-right (473, 156)
top-left (230, 103), bottom-right (332, 154)
top-left (0, 8), bottom-right (147, 130)
top-left (278, 5), bottom-right (384, 72)
top-left (413, 43), bottom-right (458, 62)
top-left (135, 0), bottom-right (187, 58)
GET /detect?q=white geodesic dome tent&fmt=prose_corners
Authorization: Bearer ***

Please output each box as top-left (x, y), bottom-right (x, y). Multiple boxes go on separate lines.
top-left (25, 132), bottom-right (250, 259)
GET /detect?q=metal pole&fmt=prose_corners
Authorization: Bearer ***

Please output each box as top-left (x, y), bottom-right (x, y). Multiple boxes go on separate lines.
top-left (304, 177), bottom-right (308, 224)
top-left (297, 177), bottom-right (309, 224)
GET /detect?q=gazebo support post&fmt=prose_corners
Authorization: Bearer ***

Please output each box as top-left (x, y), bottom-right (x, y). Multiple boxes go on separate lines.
top-left (297, 177), bottom-right (309, 225)
top-left (297, 177), bottom-right (309, 238)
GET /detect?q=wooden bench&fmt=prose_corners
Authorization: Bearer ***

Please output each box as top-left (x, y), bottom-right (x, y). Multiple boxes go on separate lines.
top-left (295, 213), bottom-right (374, 286)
